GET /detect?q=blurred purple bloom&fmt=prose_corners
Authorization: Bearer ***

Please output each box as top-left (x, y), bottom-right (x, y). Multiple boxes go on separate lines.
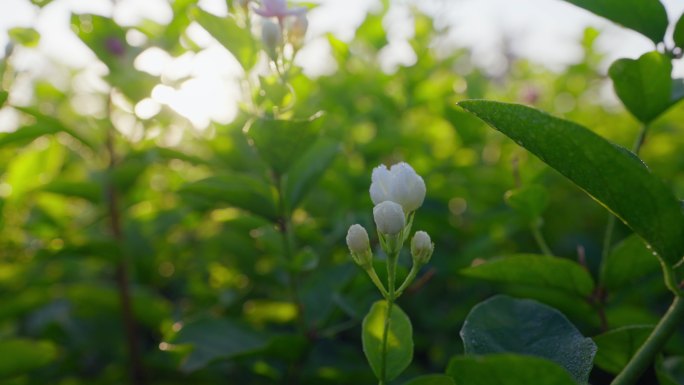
top-left (254, 0), bottom-right (305, 19)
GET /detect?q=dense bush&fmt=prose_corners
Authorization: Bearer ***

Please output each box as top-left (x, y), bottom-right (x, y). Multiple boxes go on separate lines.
top-left (1, 0), bottom-right (684, 384)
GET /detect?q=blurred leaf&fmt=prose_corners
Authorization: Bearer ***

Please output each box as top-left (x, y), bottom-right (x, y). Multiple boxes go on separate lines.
top-left (446, 354), bottom-right (577, 385)
top-left (609, 51), bottom-right (678, 123)
top-left (8, 27), bottom-right (40, 47)
top-left (42, 181), bottom-right (102, 203)
top-left (592, 325), bottom-right (652, 374)
top-left (403, 374), bottom-right (455, 385)
top-left (460, 295), bottom-right (596, 384)
top-left (246, 112), bottom-right (325, 174)
top-left (657, 356), bottom-right (684, 385)
top-left (675, 12), bottom-right (684, 49)
top-left (458, 100), bottom-right (684, 267)
top-left (14, 106), bottom-right (96, 150)
top-left (71, 14), bottom-right (155, 100)
top-left (362, 300), bottom-right (413, 382)
top-left (0, 339), bottom-right (57, 378)
top-left (289, 247), bottom-right (319, 272)
top-left (190, 6), bottom-right (256, 70)
top-left (0, 91), bottom-right (7, 107)
top-left (560, 0), bottom-right (668, 43)
top-left (504, 184), bottom-right (549, 221)
top-left (172, 318), bottom-right (267, 372)
top-left (600, 234), bottom-right (661, 291)
top-left (71, 14), bottom-right (127, 71)
top-left (284, 138), bottom-right (340, 209)
top-left (0, 124), bottom-right (61, 148)
top-left (460, 254), bottom-right (594, 298)
top-left (181, 174), bottom-right (278, 221)
top-left (356, 12), bottom-right (387, 50)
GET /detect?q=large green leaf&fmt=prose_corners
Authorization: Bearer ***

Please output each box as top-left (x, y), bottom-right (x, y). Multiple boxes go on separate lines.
top-left (592, 326), bottom-right (652, 374)
top-left (284, 138), bottom-right (340, 210)
top-left (190, 6), bottom-right (256, 70)
top-left (446, 354), bottom-right (577, 385)
top-left (172, 318), bottom-right (268, 372)
top-left (504, 185), bottom-right (549, 221)
top-left (14, 106), bottom-right (95, 150)
top-left (245, 113), bottom-right (325, 175)
top-left (461, 295), bottom-right (596, 384)
top-left (41, 181), bottom-right (103, 203)
top-left (609, 51), bottom-right (678, 124)
top-left (600, 234), bottom-right (661, 291)
top-left (362, 300), bottom-right (413, 382)
top-left (458, 100), bottom-right (684, 267)
top-left (403, 374), bottom-right (456, 385)
top-left (460, 254), bottom-right (595, 298)
top-left (675, 12), bottom-right (684, 49)
top-left (0, 339), bottom-right (57, 378)
top-left (560, 0), bottom-right (668, 43)
top-left (180, 174), bottom-right (278, 221)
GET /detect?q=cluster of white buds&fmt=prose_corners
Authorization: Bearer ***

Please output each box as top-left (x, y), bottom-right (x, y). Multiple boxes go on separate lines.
top-left (346, 162), bottom-right (434, 299)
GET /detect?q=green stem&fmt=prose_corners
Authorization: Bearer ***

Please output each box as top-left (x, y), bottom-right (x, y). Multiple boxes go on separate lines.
top-left (531, 223), bottom-right (553, 256)
top-left (395, 263), bottom-right (421, 298)
top-left (379, 251), bottom-right (398, 385)
top-left (611, 296), bottom-right (684, 385)
top-left (366, 267), bottom-right (389, 299)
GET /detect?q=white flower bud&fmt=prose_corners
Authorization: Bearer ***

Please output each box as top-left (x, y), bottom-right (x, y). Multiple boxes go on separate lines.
top-left (347, 224), bottom-right (370, 254)
top-left (373, 201), bottom-right (406, 235)
top-left (411, 231), bottom-right (434, 264)
top-left (287, 12), bottom-right (308, 48)
top-left (347, 224), bottom-right (372, 267)
top-left (261, 19), bottom-right (282, 59)
top-left (370, 162), bottom-right (426, 213)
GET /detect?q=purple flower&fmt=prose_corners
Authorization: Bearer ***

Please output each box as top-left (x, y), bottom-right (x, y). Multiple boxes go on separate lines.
top-left (254, 0), bottom-right (305, 20)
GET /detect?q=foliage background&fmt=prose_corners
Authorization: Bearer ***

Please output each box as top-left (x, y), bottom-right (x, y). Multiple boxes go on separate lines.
top-left (1, 0), bottom-right (684, 384)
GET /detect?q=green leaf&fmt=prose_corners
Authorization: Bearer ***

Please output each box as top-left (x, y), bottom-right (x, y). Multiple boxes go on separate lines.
top-left (180, 174), bottom-right (278, 221)
top-left (14, 106), bottom-right (96, 150)
top-left (362, 300), bottom-right (413, 382)
top-left (0, 124), bottom-right (61, 148)
top-left (504, 185), bottom-right (549, 221)
top-left (457, 100), bottom-right (684, 267)
top-left (71, 14), bottom-right (127, 71)
top-left (42, 181), bottom-right (102, 203)
top-left (673, 12), bottom-right (684, 49)
top-left (461, 295), bottom-right (596, 384)
top-left (8, 27), bottom-right (40, 47)
top-left (656, 356), bottom-right (684, 385)
top-left (172, 318), bottom-right (268, 372)
top-left (446, 354), bottom-right (577, 385)
top-left (403, 374), bottom-right (456, 385)
top-left (0, 339), bottom-right (57, 378)
top-left (246, 112), bottom-right (325, 174)
top-left (0, 91), bottom-right (7, 107)
top-left (560, 0), bottom-right (668, 43)
top-left (284, 138), bottom-right (340, 210)
top-left (609, 51), bottom-right (677, 123)
top-left (592, 326), bottom-right (652, 374)
top-left (460, 254), bottom-right (595, 298)
top-left (600, 234), bottom-right (661, 291)
top-left (190, 6), bottom-right (256, 70)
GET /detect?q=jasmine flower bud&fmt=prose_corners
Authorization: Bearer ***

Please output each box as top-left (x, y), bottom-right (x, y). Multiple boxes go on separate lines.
top-left (411, 231), bottom-right (434, 265)
top-left (261, 19), bottom-right (282, 60)
top-left (370, 162), bottom-right (426, 213)
top-left (287, 12), bottom-right (308, 49)
top-left (373, 201), bottom-right (406, 235)
top-left (347, 224), bottom-right (372, 268)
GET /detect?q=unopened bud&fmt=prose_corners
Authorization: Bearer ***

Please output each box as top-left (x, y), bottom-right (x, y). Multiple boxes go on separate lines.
top-left (288, 12), bottom-right (308, 49)
top-left (261, 19), bottom-right (282, 60)
top-left (370, 162), bottom-right (426, 214)
top-left (411, 231), bottom-right (434, 264)
top-left (373, 201), bottom-right (405, 236)
top-left (347, 224), bottom-right (372, 268)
